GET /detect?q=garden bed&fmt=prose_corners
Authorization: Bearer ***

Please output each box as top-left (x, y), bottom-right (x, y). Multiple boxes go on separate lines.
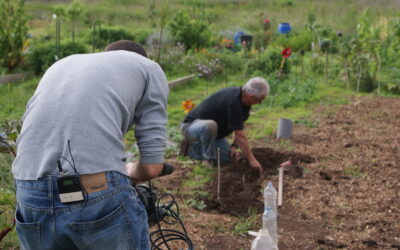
top-left (155, 96), bottom-right (400, 249)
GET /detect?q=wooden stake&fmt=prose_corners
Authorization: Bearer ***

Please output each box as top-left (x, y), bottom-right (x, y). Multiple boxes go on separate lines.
top-left (217, 147), bottom-right (221, 202)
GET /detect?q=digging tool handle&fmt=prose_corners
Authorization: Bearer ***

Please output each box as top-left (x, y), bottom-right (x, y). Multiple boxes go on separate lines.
top-left (159, 163), bottom-right (174, 177)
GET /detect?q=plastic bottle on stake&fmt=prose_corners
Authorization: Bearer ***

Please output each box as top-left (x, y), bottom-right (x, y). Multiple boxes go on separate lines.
top-left (263, 181), bottom-right (278, 245)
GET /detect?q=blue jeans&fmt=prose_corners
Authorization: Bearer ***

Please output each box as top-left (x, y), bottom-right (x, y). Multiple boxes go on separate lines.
top-left (15, 172), bottom-right (149, 250)
top-left (181, 119), bottom-right (232, 165)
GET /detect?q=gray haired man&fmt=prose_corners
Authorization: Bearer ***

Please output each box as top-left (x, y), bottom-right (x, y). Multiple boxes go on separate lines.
top-left (180, 77), bottom-right (270, 172)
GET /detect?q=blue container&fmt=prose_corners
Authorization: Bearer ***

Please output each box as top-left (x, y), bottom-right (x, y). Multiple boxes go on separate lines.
top-left (278, 23), bottom-right (292, 34)
top-left (239, 34), bottom-right (253, 49)
top-left (234, 31), bottom-right (245, 45)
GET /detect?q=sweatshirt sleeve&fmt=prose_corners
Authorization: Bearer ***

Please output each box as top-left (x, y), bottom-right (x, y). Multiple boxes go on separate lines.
top-left (134, 63), bottom-right (169, 164)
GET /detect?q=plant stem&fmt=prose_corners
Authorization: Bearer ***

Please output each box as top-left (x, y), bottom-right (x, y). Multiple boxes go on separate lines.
top-left (325, 51), bottom-right (328, 83)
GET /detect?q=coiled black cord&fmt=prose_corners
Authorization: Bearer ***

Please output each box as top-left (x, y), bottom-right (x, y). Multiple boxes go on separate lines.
top-left (148, 181), bottom-right (193, 250)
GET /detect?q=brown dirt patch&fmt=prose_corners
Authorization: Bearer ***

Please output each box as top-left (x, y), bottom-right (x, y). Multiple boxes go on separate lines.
top-left (152, 96), bottom-right (400, 250)
top-left (204, 147), bottom-right (314, 216)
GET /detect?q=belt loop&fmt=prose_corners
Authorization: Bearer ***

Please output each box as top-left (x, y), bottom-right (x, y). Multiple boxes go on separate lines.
top-left (110, 172), bottom-right (116, 188)
top-left (48, 176), bottom-right (53, 208)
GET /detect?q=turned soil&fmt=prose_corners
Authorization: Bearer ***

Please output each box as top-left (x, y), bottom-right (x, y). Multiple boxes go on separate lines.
top-left (154, 96), bottom-right (400, 250)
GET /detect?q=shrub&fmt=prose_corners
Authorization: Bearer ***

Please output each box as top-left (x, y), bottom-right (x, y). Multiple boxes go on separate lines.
top-left (381, 65), bottom-right (400, 94)
top-left (88, 25), bottom-right (135, 50)
top-left (0, 0), bottom-right (29, 72)
top-left (187, 48), bottom-right (225, 79)
top-left (168, 10), bottom-right (211, 49)
top-left (245, 47), bottom-right (290, 76)
top-left (219, 51), bottom-right (245, 73)
top-left (131, 28), bottom-right (150, 45)
top-left (148, 43), bottom-right (187, 76)
top-left (28, 41), bottom-right (87, 75)
top-left (274, 30), bottom-right (313, 52)
top-left (273, 77), bottom-right (316, 108)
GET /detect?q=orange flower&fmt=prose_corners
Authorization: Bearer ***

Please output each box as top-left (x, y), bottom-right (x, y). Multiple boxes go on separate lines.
top-left (182, 100), bottom-right (195, 113)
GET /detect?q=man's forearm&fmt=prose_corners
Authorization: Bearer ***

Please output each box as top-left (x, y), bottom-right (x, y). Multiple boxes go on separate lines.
top-left (126, 162), bottom-right (163, 183)
top-left (233, 130), bottom-right (257, 161)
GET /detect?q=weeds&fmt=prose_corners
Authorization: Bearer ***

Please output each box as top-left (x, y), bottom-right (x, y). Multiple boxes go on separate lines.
top-left (343, 165), bottom-right (366, 178)
top-left (182, 163), bottom-right (214, 189)
top-left (294, 119), bottom-right (319, 128)
top-left (185, 199), bottom-right (206, 210)
top-left (233, 207), bottom-right (259, 236)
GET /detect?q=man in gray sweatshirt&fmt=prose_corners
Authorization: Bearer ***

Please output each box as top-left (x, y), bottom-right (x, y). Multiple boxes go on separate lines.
top-left (12, 40), bottom-right (168, 250)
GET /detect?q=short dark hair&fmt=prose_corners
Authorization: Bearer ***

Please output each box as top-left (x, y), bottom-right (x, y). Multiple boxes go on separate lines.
top-left (104, 40), bottom-right (147, 58)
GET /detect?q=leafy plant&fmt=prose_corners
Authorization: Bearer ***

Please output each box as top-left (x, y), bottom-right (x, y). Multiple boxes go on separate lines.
top-left (245, 46), bottom-right (290, 76)
top-left (274, 77), bottom-right (316, 108)
top-left (88, 25), bottom-right (135, 51)
top-left (185, 198), bottom-right (206, 210)
top-left (382, 67), bottom-right (400, 94)
top-left (168, 9), bottom-right (211, 50)
top-left (66, 0), bottom-right (86, 44)
top-left (345, 9), bottom-right (387, 92)
top-left (148, 43), bottom-right (187, 77)
top-left (233, 207), bottom-right (259, 236)
top-left (218, 51), bottom-right (245, 74)
top-left (131, 28), bottom-right (150, 45)
top-left (0, 0), bottom-right (29, 72)
top-left (274, 29), bottom-right (313, 53)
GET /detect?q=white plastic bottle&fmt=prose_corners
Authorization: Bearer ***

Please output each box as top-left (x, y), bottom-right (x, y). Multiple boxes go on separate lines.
top-left (263, 181), bottom-right (278, 245)
top-left (250, 229), bottom-right (278, 250)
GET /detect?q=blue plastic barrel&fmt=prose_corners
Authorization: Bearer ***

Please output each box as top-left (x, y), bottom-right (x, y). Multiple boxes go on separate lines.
top-left (278, 23), bottom-right (292, 34)
top-left (234, 31), bottom-right (245, 45)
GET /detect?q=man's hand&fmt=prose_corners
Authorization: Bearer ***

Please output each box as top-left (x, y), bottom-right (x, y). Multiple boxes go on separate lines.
top-left (125, 162), bottom-right (163, 183)
top-left (249, 158), bottom-right (263, 174)
top-left (230, 147), bottom-right (242, 162)
top-left (125, 162), bottom-right (139, 185)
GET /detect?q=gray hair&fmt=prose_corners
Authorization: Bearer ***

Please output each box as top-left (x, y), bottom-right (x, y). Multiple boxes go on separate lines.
top-left (242, 77), bottom-right (270, 98)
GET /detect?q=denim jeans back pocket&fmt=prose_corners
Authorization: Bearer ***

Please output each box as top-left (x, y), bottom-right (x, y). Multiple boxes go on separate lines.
top-left (70, 202), bottom-right (135, 250)
top-left (15, 204), bottom-right (42, 249)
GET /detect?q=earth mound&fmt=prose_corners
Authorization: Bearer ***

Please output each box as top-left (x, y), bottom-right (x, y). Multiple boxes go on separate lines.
top-left (205, 147), bottom-right (314, 215)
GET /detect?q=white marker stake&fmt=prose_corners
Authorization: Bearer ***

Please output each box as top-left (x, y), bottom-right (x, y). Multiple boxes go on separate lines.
top-left (278, 167), bottom-right (284, 207)
top-left (278, 160), bottom-right (291, 207)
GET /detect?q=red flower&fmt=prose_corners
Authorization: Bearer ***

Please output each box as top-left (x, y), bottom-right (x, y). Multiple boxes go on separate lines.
top-left (281, 48), bottom-right (292, 58)
top-left (264, 18), bottom-right (270, 23)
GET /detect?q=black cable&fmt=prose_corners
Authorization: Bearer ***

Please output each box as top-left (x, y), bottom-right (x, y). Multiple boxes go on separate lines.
top-left (147, 181), bottom-right (193, 250)
top-left (67, 140), bottom-right (78, 173)
top-left (59, 156), bottom-right (74, 171)
top-left (148, 181), bottom-right (171, 250)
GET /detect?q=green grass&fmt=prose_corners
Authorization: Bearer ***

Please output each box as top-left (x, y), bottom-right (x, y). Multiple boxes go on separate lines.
top-left (25, 0), bottom-right (400, 44)
top-left (0, 153), bottom-right (17, 249)
top-left (182, 163), bottom-right (214, 190)
top-left (0, 78), bottom-right (39, 120)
